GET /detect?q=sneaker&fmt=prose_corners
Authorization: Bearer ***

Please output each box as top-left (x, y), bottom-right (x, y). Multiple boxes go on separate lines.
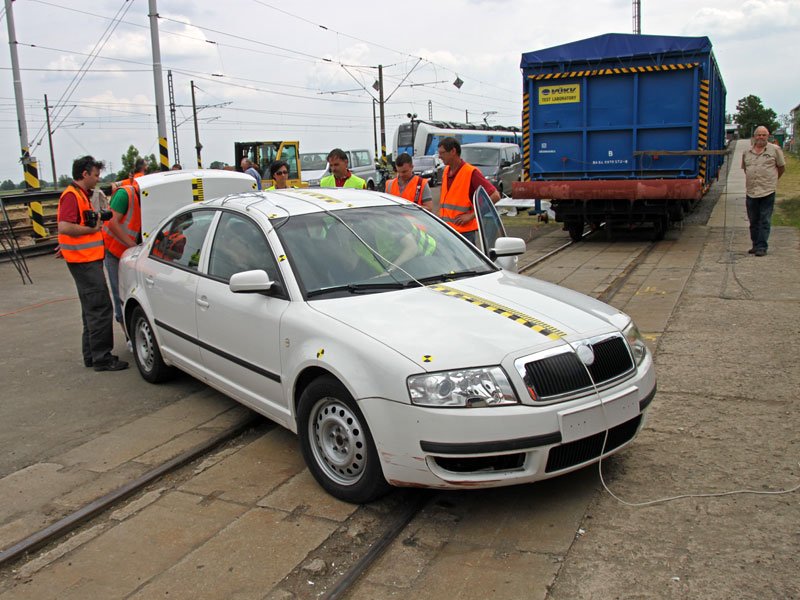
top-left (748, 247), bottom-right (756, 254)
top-left (754, 248), bottom-right (767, 257)
top-left (94, 358), bottom-right (129, 372)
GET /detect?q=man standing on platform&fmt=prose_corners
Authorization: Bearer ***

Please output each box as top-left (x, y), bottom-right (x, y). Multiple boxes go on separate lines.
top-left (57, 156), bottom-right (128, 372)
top-left (742, 126), bottom-right (785, 256)
top-left (385, 153), bottom-right (433, 211)
top-left (437, 137), bottom-right (499, 245)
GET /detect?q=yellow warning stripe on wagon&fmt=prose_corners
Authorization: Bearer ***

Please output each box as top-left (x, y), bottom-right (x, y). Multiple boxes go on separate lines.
top-left (430, 285), bottom-right (565, 340)
top-left (528, 62), bottom-right (699, 80)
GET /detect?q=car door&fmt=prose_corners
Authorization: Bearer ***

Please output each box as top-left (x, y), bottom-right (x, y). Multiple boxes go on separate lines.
top-left (473, 186), bottom-right (508, 255)
top-left (195, 211), bottom-right (291, 425)
top-left (146, 209), bottom-right (215, 373)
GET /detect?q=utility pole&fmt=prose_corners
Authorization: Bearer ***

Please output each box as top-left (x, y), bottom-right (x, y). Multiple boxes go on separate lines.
top-left (428, 100), bottom-right (433, 121)
top-left (465, 110), bottom-right (469, 123)
top-left (44, 95), bottom-right (57, 189)
top-left (5, 0), bottom-right (38, 190)
top-left (191, 81), bottom-right (202, 168)
top-left (167, 70), bottom-right (180, 166)
top-left (378, 64), bottom-right (387, 165)
top-left (149, 0), bottom-right (169, 170)
top-left (633, 0), bottom-right (641, 34)
top-left (372, 98), bottom-right (378, 163)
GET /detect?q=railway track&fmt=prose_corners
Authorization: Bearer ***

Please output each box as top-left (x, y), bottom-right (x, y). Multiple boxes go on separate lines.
top-left (0, 229), bottom-right (660, 598)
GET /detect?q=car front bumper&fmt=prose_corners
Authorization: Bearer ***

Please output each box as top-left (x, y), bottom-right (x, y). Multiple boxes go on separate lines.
top-left (360, 359), bottom-right (656, 490)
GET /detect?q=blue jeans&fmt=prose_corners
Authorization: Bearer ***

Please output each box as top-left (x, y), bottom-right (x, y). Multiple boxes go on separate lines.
top-left (104, 252), bottom-right (123, 323)
top-left (745, 192), bottom-right (774, 251)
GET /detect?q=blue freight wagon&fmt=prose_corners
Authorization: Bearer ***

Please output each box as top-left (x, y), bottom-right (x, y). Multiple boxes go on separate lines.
top-left (513, 33), bottom-right (727, 240)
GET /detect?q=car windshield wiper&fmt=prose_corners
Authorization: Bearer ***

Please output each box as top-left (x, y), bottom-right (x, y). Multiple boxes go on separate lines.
top-left (417, 270), bottom-right (482, 285)
top-left (307, 281), bottom-right (409, 298)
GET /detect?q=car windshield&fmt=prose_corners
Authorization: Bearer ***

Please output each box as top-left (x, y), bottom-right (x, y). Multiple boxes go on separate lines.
top-left (276, 205), bottom-right (496, 298)
top-left (461, 147), bottom-right (500, 167)
top-left (300, 153), bottom-right (328, 171)
top-left (415, 157), bottom-right (435, 168)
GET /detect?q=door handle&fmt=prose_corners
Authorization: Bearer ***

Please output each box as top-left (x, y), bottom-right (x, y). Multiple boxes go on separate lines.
top-left (145, 276), bottom-right (155, 287)
top-left (196, 296), bottom-right (210, 309)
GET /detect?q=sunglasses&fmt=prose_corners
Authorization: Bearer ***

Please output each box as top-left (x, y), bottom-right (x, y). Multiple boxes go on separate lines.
top-left (274, 170), bottom-right (289, 175)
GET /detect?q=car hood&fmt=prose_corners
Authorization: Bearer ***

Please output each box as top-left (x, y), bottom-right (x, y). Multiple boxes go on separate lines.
top-left (308, 271), bottom-right (625, 370)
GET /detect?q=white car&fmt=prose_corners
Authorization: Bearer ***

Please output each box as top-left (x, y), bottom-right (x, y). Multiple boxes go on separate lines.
top-left (119, 187), bottom-right (656, 503)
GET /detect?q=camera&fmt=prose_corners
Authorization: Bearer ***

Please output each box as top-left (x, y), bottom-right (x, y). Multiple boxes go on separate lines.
top-left (83, 209), bottom-right (113, 228)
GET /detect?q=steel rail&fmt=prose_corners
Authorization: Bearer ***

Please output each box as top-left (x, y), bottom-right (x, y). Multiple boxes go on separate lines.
top-left (0, 413), bottom-right (264, 568)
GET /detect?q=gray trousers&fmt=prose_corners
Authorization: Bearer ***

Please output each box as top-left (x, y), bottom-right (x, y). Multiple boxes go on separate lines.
top-left (66, 260), bottom-right (115, 366)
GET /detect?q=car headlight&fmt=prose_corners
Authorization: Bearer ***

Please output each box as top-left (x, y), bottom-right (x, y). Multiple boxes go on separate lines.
top-left (623, 321), bottom-right (647, 365)
top-left (422, 169), bottom-right (434, 176)
top-left (407, 367), bottom-right (519, 408)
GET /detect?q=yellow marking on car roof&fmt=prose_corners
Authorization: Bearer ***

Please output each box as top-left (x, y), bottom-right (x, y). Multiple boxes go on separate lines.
top-left (430, 284), bottom-right (565, 340)
top-left (290, 190), bottom-right (343, 204)
top-left (317, 348), bottom-right (325, 358)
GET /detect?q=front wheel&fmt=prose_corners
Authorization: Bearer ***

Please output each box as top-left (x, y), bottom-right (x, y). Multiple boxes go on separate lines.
top-left (130, 306), bottom-right (175, 383)
top-left (298, 376), bottom-right (390, 503)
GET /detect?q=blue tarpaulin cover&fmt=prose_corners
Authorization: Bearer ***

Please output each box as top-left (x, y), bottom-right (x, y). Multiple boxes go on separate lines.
top-left (521, 33), bottom-right (712, 69)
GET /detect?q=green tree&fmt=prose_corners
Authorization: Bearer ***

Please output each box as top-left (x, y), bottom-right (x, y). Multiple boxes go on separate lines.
top-left (209, 160), bottom-right (228, 169)
top-left (733, 95), bottom-right (780, 138)
top-left (57, 174), bottom-right (72, 187)
top-left (0, 179), bottom-right (16, 191)
top-left (119, 145), bottom-right (161, 178)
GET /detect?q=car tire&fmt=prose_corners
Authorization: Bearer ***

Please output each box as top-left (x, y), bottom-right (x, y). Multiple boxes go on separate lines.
top-left (367, 180), bottom-right (375, 190)
top-left (298, 375), bottom-right (390, 503)
top-left (130, 306), bottom-right (175, 383)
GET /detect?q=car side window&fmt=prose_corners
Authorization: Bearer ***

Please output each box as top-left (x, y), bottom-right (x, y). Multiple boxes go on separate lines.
top-left (208, 212), bottom-right (281, 286)
top-left (354, 150), bottom-right (370, 168)
top-left (151, 210), bottom-right (214, 270)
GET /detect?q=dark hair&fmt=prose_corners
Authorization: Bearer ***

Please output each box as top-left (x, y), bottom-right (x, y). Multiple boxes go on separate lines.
top-left (395, 152), bottom-right (413, 167)
top-left (171, 163), bottom-right (182, 170)
top-left (327, 148), bottom-right (348, 163)
top-left (72, 155), bottom-right (105, 180)
top-left (269, 160), bottom-right (289, 177)
top-left (438, 136), bottom-right (461, 155)
top-left (134, 157), bottom-right (147, 173)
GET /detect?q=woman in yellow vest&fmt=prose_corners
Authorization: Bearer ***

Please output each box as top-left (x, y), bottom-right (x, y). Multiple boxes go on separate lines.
top-left (266, 160), bottom-right (292, 190)
top-left (320, 148), bottom-right (367, 189)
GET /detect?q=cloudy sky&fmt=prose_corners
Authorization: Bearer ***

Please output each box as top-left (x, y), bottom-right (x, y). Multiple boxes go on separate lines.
top-left (1, 0), bottom-right (798, 183)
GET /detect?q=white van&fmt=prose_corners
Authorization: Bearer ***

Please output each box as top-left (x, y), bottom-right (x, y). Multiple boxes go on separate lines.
top-left (302, 149), bottom-right (379, 189)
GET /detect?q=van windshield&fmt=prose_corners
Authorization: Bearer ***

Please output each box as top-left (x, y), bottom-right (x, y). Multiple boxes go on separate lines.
top-left (461, 147), bottom-right (500, 166)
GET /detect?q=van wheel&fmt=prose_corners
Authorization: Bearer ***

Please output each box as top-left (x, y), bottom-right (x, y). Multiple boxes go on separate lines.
top-left (367, 180), bottom-right (375, 190)
top-left (130, 306), bottom-right (175, 383)
top-left (298, 376), bottom-right (390, 503)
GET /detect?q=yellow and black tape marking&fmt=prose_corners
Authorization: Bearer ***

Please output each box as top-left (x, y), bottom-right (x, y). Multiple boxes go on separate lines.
top-left (316, 348), bottom-right (325, 359)
top-left (522, 91), bottom-right (531, 182)
top-left (430, 285), bottom-right (565, 340)
top-left (24, 157), bottom-right (40, 190)
top-left (528, 62), bottom-right (699, 80)
top-left (291, 189), bottom-right (343, 204)
top-left (158, 137), bottom-right (169, 171)
top-left (142, 189), bottom-right (149, 197)
top-left (28, 201), bottom-right (47, 238)
top-left (422, 355), bottom-right (433, 363)
top-left (191, 178), bottom-right (204, 202)
top-left (278, 254), bottom-right (287, 262)
top-left (697, 79), bottom-right (710, 181)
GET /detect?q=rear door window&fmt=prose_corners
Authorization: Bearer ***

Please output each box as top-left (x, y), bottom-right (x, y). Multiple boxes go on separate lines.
top-left (150, 210), bottom-right (215, 270)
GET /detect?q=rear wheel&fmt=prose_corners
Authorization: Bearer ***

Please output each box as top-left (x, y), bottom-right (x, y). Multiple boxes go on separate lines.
top-left (566, 220), bottom-right (584, 242)
top-left (367, 180), bottom-right (375, 191)
top-left (653, 215), bottom-right (668, 241)
top-left (130, 306), bottom-right (175, 383)
top-left (298, 376), bottom-right (390, 503)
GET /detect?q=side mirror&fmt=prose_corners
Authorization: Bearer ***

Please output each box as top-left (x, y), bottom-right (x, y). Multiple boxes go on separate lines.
top-left (489, 237), bottom-right (526, 260)
top-left (500, 159), bottom-right (512, 168)
top-left (229, 269), bottom-right (275, 294)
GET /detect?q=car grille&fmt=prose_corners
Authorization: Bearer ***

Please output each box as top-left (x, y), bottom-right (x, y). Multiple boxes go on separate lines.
top-left (545, 415), bottom-right (641, 473)
top-left (523, 335), bottom-right (634, 400)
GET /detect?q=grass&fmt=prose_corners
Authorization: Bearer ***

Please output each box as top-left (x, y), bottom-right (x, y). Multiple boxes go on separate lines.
top-left (774, 152), bottom-right (800, 228)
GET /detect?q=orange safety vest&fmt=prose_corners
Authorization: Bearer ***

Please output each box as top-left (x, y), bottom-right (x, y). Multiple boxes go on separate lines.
top-left (439, 162), bottom-right (477, 233)
top-left (57, 184), bottom-right (105, 263)
top-left (387, 175), bottom-right (427, 205)
top-left (117, 172), bottom-right (144, 189)
top-left (103, 185), bottom-right (141, 259)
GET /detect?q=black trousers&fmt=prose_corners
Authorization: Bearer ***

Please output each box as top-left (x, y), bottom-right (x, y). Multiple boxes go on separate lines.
top-left (66, 260), bottom-right (114, 365)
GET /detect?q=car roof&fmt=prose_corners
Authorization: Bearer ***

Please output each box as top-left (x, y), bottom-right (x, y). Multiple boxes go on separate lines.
top-left (199, 187), bottom-right (404, 219)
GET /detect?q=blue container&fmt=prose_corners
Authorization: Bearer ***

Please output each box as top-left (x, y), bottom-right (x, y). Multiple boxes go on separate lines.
top-left (520, 33), bottom-right (726, 186)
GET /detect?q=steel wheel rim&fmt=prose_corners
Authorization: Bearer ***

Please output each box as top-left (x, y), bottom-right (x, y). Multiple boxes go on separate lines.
top-left (134, 317), bottom-right (155, 372)
top-left (308, 397), bottom-right (366, 486)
